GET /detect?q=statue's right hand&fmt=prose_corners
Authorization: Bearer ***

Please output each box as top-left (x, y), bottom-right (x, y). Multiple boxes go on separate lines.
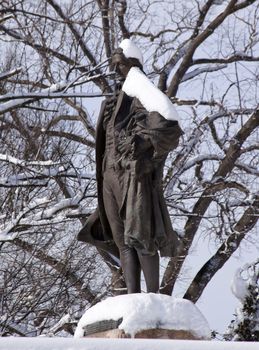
top-left (117, 134), bottom-right (132, 156)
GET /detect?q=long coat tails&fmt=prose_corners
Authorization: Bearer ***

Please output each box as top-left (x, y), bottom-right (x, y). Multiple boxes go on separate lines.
top-left (78, 94), bottom-right (183, 258)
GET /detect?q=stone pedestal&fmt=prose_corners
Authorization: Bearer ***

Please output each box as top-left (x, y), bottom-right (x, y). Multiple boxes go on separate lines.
top-left (86, 328), bottom-right (202, 340)
top-left (74, 294), bottom-right (211, 340)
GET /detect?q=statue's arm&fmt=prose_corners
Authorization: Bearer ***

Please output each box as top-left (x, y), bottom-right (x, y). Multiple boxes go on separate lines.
top-left (128, 109), bottom-right (183, 159)
top-left (117, 108), bottom-right (183, 177)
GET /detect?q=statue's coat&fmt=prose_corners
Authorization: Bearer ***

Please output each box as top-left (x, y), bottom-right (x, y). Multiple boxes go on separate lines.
top-left (78, 91), bottom-right (183, 258)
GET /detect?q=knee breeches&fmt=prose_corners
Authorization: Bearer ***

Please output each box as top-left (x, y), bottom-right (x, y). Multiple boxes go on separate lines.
top-left (102, 167), bottom-right (159, 293)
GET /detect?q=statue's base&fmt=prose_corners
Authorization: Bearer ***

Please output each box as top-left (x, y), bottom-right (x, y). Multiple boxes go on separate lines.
top-left (85, 328), bottom-right (201, 340)
top-left (75, 294), bottom-right (211, 340)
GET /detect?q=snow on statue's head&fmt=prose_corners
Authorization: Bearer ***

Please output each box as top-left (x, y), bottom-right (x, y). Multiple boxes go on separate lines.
top-left (112, 39), bottom-right (143, 78)
top-left (119, 39), bottom-right (143, 65)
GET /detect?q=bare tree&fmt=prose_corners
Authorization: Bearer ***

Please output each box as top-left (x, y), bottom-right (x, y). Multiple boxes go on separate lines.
top-left (0, 232), bottom-right (108, 336)
top-left (0, 0), bottom-right (258, 337)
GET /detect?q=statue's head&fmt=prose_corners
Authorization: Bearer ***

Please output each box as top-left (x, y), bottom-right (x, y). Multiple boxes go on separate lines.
top-left (112, 39), bottom-right (143, 78)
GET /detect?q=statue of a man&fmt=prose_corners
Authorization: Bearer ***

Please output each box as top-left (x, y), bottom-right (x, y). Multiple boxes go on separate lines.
top-left (78, 39), bottom-right (183, 293)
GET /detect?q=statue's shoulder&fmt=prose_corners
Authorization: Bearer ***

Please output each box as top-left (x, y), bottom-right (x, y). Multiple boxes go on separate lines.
top-left (129, 96), bottom-right (147, 117)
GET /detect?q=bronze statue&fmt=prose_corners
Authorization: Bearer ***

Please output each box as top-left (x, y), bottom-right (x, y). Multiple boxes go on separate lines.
top-left (78, 39), bottom-right (183, 293)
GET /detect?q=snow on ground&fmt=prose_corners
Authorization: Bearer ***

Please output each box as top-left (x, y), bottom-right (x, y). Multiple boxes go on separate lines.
top-left (0, 338), bottom-right (259, 350)
top-left (122, 67), bottom-right (180, 122)
top-left (74, 293), bottom-right (210, 339)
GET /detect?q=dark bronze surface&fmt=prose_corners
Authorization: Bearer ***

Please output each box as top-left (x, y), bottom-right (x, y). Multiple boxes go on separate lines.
top-left (78, 47), bottom-right (183, 293)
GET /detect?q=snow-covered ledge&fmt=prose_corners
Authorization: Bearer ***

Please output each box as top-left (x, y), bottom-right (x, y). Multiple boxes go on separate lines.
top-left (75, 294), bottom-right (211, 340)
top-left (1, 338), bottom-right (258, 350)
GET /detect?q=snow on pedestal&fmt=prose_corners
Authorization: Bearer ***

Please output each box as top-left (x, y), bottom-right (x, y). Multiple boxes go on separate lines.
top-left (74, 293), bottom-right (211, 340)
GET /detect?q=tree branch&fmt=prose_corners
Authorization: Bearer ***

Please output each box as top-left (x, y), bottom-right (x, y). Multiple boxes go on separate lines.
top-left (45, 0), bottom-right (110, 92)
top-left (0, 75), bottom-right (109, 115)
top-left (0, 67), bottom-right (23, 81)
top-left (0, 92), bottom-right (110, 103)
top-left (32, 129), bottom-right (95, 148)
top-left (192, 55), bottom-right (259, 65)
top-left (97, 0), bottom-right (112, 58)
top-left (182, 64), bottom-right (227, 82)
top-left (116, 0), bottom-right (130, 38)
top-left (167, 0), bottom-right (257, 96)
top-left (184, 194), bottom-right (259, 302)
top-left (160, 110), bottom-right (259, 295)
top-left (13, 238), bottom-right (96, 302)
top-left (0, 23), bottom-right (77, 65)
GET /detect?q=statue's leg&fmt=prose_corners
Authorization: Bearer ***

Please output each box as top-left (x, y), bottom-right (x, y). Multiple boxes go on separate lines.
top-left (137, 251), bottom-right (159, 293)
top-left (103, 168), bottom-right (141, 293)
top-left (120, 247), bottom-right (141, 293)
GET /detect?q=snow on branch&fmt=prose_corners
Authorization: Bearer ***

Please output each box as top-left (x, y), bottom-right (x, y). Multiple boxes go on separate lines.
top-left (172, 154), bottom-right (259, 178)
top-left (0, 153), bottom-right (62, 167)
top-left (0, 166), bottom-right (95, 188)
top-left (0, 15), bottom-right (14, 24)
top-left (0, 153), bottom-right (95, 187)
top-left (207, 108), bottom-right (256, 123)
top-left (44, 314), bottom-right (77, 336)
top-left (182, 64), bottom-right (227, 82)
top-left (0, 67), bottom-right (23, 81)
top-left (0, 92), bottom-right (109, 102)
top-left (0, 72), bottom-right (111, 115)
top-left (162, 111), bottom-right (258, 295)
top-left (167, 0), bottom-right (257, 96)
top-left (165, 46), bottom-right (188, 75)
top-left (165, 108), bottom-right (256, 192)
top-left (192, 54), bottom-right (259, 65)
top-left (180, 154), bottom-right (223, 173)
top-left (184, 194), bottom-right (259, 303)
top-left (235, 161), bottom-right (259, 176)
top-left (0, 192), bottom-right (94, 241)
top-left (165, 126), bottom-right (204, 192)
top-left (0, 197), bottom-right (51, 241)
top-left (171, 97), bottom-right (221, 107)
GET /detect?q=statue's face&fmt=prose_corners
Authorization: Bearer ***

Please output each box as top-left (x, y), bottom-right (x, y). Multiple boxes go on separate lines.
top-left (111, 48), bottom-right (133, 78)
